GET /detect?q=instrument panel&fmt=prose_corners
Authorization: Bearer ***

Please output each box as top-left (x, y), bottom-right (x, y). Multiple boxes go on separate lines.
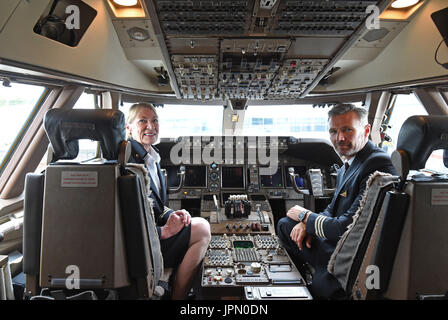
top-left (158, 136), bottom-right (341, 299)
top-left (150, 0), bottom-right (382, 101)
top-left (165, 162), bottom-right (323, 195)
top-left (203, 234), bottom-right (303, 287)
top-left (160, 136), bottom-right (340, 212)
top-left (201, 220), bottom-right (312, 299)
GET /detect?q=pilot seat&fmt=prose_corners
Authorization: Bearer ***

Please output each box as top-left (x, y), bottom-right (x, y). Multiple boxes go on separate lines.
top-left (22, 108), bottom-right (166, 300)
top-left (327, 115), bottom-right (448, 300)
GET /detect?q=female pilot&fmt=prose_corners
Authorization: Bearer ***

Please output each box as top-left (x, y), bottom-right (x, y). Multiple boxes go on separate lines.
top-left (126, 102), bottom-right (211, 300)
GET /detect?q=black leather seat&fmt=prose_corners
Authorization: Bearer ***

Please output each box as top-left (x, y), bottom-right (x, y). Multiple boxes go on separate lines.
top-left (386, 115), bottom-right (448, 300)
top-left (23, 108), bottom-right (163, 300)
top-left (330, 115), bottom-right (448, 300)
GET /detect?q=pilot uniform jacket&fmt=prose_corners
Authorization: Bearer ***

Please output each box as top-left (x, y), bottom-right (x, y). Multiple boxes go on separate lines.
top-left (127, 138), bottom-right (192, 268)
top-left (277, 140), bottom-right (397, 298)
top-left (127, 138), bottom-right (174, 240)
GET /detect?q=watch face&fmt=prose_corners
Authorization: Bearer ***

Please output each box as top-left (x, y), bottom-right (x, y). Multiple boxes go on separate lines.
top-left (298, 212), bottom-right (305, 222)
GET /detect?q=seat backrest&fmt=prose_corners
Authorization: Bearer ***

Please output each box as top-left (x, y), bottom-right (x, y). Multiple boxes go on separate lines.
top-left (327, 172), bottom-right (402, 298)
top-left (329, 115), bottom-right (448, 300)
top-left (349, 188), bottom-right (409, 300)
top-left (386, 115), bottom-right (448, 300)
top-left (43, 108), bottom-right (126, 162)
top-left (23, 109), bottom-right (162, 299)
top-left (391, 115), bottom-right (448, 179)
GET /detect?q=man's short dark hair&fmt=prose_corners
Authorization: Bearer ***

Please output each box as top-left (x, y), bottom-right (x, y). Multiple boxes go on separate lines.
top-left (328, 103), bottom-right (368, 124)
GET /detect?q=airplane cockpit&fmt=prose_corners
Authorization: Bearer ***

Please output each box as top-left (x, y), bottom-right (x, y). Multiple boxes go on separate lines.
top-left (0, 0), bottom-right (447, 304)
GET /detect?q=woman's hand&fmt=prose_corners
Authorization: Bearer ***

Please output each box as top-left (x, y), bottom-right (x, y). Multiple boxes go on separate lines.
top-left (174, 209), bottom-right (191, 226)
top-left (161, 213), bottom-right (184, 239)
top-left (160, 210), bottom-right (191, 239)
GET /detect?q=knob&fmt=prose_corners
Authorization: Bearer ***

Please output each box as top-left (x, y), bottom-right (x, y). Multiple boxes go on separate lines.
top-left (210, 172), bottom-right (219, 181)
top-left (250, 262), bottom-right (261, 273)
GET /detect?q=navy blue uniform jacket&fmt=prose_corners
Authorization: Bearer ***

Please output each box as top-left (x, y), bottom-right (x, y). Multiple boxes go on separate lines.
top-left (280, 140), bottom-right (397, 297)
top-left (305, 140), bottom-right (397, 251)
top-left (127, 138), bottom-right (174, 239)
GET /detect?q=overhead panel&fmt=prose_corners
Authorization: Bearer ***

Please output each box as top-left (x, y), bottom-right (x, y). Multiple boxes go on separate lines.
top-left (149, 0), bottom-right (382, 101)
top-left (106, 0), bottom-right (172, 92)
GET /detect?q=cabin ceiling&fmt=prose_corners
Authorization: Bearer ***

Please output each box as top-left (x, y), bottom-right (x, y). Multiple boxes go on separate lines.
top-left (135, 0), bottom-right (393, 103)
top-left (103, 0), bottom-right (409, 104)
top-left (0, 0), bottom-right (446, 103)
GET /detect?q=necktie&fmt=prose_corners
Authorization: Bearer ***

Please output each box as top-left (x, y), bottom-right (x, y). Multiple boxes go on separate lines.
top-left (344, 162), bottom-right (350, 176)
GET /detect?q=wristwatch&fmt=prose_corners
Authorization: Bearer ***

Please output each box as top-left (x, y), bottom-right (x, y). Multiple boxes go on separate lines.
top-left (297, 210), bottom-right (309, 223)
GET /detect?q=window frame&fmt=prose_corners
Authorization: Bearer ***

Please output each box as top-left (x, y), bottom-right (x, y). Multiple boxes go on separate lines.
top-left (383, 92), bottom-right (448, 174)
top-left (0, 85), bottom-right (50, 175)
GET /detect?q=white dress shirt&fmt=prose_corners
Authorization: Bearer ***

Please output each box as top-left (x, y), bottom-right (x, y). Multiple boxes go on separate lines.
top-left (143, 146), bottom-right (162, 195)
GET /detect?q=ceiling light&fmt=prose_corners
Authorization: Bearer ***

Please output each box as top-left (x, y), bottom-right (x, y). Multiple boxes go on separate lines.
top-left (391, 0), bottom-right (419, 9)
top-left (107, 0), bottom-right (146, 18)
top-left (113, 0), bottom-right (138, 6)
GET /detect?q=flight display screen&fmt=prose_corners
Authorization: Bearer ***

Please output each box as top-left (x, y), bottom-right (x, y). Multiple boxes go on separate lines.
top-left (233, 241), bottom-right (254, 249)
top-left (260, 166), bottom-right (283, 188)
top-left (185, 166), bottom-right (207, 187)
top-left (164, 165), bottom-right (207, 188)
top-left (221, 166), bottom-right (245, 189)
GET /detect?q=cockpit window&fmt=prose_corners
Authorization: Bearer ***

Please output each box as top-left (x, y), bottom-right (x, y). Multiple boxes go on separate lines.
top-left (241, 104), bottom-right (332, 140)
top-left (120, 103), bottom-right (224, 138)
top-left (382, 94), bottom-right (427, 154)
top-left (384, 93), bottom-right (448, 174)
top-left (0, 83), bottom-right (46, 170)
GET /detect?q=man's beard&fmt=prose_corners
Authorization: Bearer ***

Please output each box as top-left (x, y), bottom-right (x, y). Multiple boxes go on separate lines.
top-left (336, 142), bottom-right (356, 157)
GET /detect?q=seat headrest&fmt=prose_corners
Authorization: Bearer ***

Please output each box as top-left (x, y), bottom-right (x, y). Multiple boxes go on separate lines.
top-left (392, 115), bottom-right (448, 178)
top-left (44, 109), bottom-right (126, 162)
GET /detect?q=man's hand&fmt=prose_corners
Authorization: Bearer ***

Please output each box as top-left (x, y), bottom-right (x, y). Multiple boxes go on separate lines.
top-left (290, 222), bottom-right (312, 250)
top-left (288, 205), bottom-right (312, 250)
top-left (287, 205), bottom-right (306, 221)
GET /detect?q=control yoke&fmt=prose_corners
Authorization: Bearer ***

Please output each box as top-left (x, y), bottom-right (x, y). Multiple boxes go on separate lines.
top-left (167, 165), bottom-right (186, 194)
top-left (288, 167), bottom-right (309, 195)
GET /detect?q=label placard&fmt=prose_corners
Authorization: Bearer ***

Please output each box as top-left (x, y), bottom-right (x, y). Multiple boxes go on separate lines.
top-left (61, 171), bottom-right (98, 188)
top-left (431, 189), bottom-right (448, 205)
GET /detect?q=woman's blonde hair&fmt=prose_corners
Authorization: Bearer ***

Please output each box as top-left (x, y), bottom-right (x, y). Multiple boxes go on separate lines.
top-left (126, 103), bottom-right (158, 138)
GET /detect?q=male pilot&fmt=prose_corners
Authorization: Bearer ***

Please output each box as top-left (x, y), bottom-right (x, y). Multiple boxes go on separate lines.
top-left (277, 103), bottom-right (397, 299)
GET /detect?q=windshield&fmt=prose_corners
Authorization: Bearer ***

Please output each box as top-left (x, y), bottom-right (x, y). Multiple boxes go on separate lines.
top-left (121, 103), bottom-right (224, 138)
top-left (241, 104), bottom-right (330, 140)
